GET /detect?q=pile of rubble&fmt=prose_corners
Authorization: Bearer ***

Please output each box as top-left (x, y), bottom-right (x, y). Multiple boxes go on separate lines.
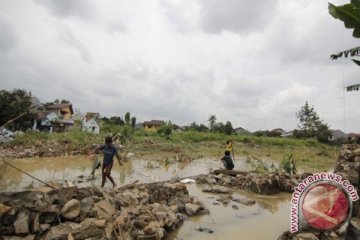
top-left (0, 129), bottom-right (22, 144)
top-left (0, 140), bottom-right (88, 159)
top-left (278, 144), bottom-right (360, 240)
top-left (0, 182), bottom-right (207, 240)
top-left (196, 171), bottom-right (302, 195)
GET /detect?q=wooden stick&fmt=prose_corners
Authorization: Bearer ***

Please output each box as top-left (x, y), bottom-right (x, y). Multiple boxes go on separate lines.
top-left (1, 160), bottom-right (55, 189)
top-left (0, 112), bottom-right (27, 129)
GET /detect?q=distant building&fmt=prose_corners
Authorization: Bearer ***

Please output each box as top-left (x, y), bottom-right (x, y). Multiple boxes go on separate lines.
top-left (82, 115), bottom-right (100, 134)
top-left (234, 127), bottom-right (251, 134)
top-left (143, 120), bottom-right (165, 131)
top-left (45, 103), bottom-right (74, 120)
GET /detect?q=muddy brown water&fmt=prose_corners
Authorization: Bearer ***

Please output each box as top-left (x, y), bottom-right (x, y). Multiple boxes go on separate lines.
top-left (0, 156), bottom-right (291, 239)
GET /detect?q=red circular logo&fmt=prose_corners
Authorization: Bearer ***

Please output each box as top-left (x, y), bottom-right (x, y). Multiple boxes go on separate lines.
top-left (301, 183), bottom-right (350, 230)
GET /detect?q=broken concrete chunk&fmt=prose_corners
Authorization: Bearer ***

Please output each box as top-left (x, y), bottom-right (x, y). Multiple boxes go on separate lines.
top-left (14, 212), bottom-right (29, 234)
top-left (185, 203), bottom-right (201, 216)
top-left (61, 199), bottom-right (81, 220)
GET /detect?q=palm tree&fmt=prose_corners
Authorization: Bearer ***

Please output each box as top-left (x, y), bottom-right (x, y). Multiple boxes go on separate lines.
top-left (208, 114), bottom-right (217, 130)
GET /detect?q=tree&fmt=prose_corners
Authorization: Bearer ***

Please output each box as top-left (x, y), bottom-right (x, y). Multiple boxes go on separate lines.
top-left (295, 102), bottom-right (331, 142)
top-left (109, 116), bottom-right (124, 126)
top-left (131, 117), bottom-right (136, 132)
top-left (329, 1), bottom-right (360, 66)
top-left (208, 114), bottom-right (217, 130)
top-left (157, 121), bottom-right (173, 139)
top-left (224, 121), bottom-right (233, 135)
top-left (124, 112), bottom-right (130, 125)
top-left (0, 89), bottom-right (37, 131)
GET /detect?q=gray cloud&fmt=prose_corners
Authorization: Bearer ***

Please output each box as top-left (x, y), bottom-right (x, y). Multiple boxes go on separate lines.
top-left (198, 0), bottom-right (277, 34)
top-left (56, 24), bottom-right (92, 62)
top-left (0, 15), bottom-right (17, 52)
top-left (34, 0), bottom-right (97, 20)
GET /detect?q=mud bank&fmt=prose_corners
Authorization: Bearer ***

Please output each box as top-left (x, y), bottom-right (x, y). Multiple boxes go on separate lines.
top-left (0, 182), bottom-right (207, 240)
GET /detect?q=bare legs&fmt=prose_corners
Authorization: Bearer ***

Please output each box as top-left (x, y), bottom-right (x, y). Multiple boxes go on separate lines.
top-left (101, 162), bottom-right (117, 188)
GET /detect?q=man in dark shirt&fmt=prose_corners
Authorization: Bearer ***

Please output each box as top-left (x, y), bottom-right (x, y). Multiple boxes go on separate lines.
top-left (221, 150), bottom-right (234, 170)
top-left (90, 136), bottom-right (122, 188)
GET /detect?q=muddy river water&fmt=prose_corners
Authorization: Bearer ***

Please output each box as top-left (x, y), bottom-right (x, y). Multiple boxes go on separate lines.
top-left (0, 156), bottom-right (291, 239)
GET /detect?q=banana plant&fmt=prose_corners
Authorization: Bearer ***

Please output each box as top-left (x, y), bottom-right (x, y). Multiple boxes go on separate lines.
top-left (329, 0), bottom-right (360, 66)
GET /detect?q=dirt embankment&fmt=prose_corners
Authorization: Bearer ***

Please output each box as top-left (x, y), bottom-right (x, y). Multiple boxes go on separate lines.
top-left (0, 140), bottom-right (90, 159)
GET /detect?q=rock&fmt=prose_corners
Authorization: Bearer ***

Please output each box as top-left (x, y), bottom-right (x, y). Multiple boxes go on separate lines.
top-left (0, 203), bottom-right (11, 214)
top-left (40, 205), bottom-right (59, 224)
top-left (232, 205), bottom-right (239, 210)
top-left (0, 235), bottom-right (35, 240)
top-left (293, 233), bottom-right (319, 240)
top-left (61, 199), bottom-right (81, 220)
top-left (143, 221), bottom-right (159, 235)
top-left (169, 205), bottom-right (178, 212)
top-left (80, 197), bottom-right (94, 220)
top-left (31, 214), bottom-right (40, 233)
top-left (353, 148), bottom-right (360, 157)
top-left (67, 233), bottom-right (74, 240)
top-left (216, 195), bottom-right (232, 205)
top-left (185, 203), bottom-right (200, 216)
top-left (202, 185), bottom-right (229, 194)
top-left (94, 200), bottom-right (115, 220)
top-left (94, 219), bottom-right (106, 228)
top-left (40, 224), bottom-right (51, 232)
top-left (14, 212), bottom-right (29, 234)
top-left (348, 218), bottom-right (360, 240)
top-left (232, 198), bottom-right (256, 206)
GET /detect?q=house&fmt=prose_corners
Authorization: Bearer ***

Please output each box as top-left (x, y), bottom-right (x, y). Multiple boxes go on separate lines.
top-left (45, 103), bottom-right (74, 120)
top-left (234, 127), bottom-right (251, 135)
top-left (143, 120), bottom-right (165, 131)
top-left (82, 113), bottom-right (100, 134)
top-left (34, 111), bottom-right (74, 132)
top-left (328, 129), bottom-right (347, 142)
top-left (271, 128), bottom-right (286, 135)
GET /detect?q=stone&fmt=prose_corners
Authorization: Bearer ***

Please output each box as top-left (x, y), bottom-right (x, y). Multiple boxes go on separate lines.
top-left (61, 199), bottom-right (81, 220)
top-left (169, 205), bottom-right (178, 212)
top-left (232, 205), bottom-right (239, 210)
top-left (353, 148), bottom-right (360, 157)
top-left (14, 212), bottom-right (29, 234)
top-left (348, 218), bottom-right (360, 240)
top-left (0, 203), bottom-right (12, 214)
top-left (143, 221), bottom-right (159, 235)
top-left (94, 219), bottom-right (106, 228)
top-left (94, 200), bottom-right (115, 220)
top-left (67, 233), bottom-right (74, 240)
top-left (202, 185), bottom-right (229, 194)
top-left (40, 224), bottom-right (51, 232)
top-left (233, 198), bottom-right (256, 206)
top-left (293, 233), bottom-right (319, 240)
top-left (0, 235), bottom-right (35, 240)
top-left (185, 203), bottom-right (200, 216)
top-left (31, 214), bottom-right (40, 233)
top-left (40, 205), bottom-right (59, 224)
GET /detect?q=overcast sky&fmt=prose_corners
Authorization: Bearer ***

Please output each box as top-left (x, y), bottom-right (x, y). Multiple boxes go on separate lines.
top-left (0, 0), bottom-right (359, 132)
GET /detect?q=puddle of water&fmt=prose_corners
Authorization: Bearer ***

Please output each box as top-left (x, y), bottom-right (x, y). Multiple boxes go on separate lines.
top-left (168, 185), bottom-right (291, 240)
top-left (0, 156), bottom-right (291, 239)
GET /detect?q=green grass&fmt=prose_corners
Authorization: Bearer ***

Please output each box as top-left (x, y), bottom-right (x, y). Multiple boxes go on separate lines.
top-left (4, 128), bottom-right (339, 172)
